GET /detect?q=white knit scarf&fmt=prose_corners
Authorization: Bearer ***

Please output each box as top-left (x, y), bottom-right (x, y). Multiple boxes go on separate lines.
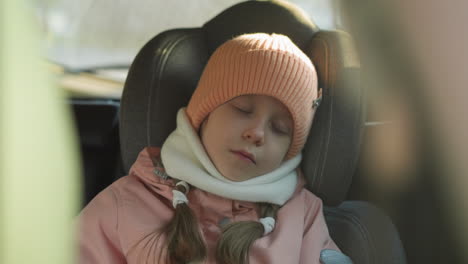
top-left (160, 108), bottom-right (301, 206)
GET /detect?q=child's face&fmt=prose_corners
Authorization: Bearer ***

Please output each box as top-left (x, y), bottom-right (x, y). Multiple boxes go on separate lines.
top-left (200, 95), bottom-right (293, 182)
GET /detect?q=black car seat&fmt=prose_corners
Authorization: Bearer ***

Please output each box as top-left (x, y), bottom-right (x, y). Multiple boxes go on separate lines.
top-left (119, 1), bottom-right (407, 263)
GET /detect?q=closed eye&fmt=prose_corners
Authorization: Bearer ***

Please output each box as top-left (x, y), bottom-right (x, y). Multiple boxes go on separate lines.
top-left (272, 122), bottom-right (291, 136)
top-left (232, 104), bottom-right (252, 114)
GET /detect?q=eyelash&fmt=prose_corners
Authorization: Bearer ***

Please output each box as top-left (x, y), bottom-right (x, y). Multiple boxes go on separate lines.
top-left (272, 123), bottom-right (288, 135)
top-left (234, 105), bottom-right (251, 114)
top-left (232, 104), bottom-right (290, 135)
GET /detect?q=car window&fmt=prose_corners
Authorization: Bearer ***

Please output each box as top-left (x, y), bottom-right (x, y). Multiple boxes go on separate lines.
top-left (32, 0), bottom-right (339, 98)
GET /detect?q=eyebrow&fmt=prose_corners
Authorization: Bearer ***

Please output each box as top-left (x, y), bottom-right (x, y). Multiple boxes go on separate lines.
top-left (233, 95), bottom-right (254, 104)
top-left (271, 104), bottom-right (292, 121)
top-left (275, 110), bottom-right (292, 121)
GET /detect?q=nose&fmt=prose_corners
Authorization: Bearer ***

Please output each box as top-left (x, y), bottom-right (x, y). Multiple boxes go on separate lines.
top-left (242, 122), bottom-right (265, 146)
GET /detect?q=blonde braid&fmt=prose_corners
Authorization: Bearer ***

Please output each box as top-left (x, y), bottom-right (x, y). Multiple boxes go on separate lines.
top-left (161, 181), bottom-right (207, 264)
top-left (215, 203), bottom-right (280, 264)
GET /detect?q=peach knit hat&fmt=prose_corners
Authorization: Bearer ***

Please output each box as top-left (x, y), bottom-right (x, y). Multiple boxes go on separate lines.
top-left (186, 33), bottom-right (319, 159)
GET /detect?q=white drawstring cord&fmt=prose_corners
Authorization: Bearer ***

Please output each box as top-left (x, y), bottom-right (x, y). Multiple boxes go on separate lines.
top-left (175, 181), bottom-right (190, 194)
top-left (172, 181), bottom-right (190, 208)
top-left (259, 217), bottom-right (275, 235)
top-left (172, 190), bottom-right (188, 208)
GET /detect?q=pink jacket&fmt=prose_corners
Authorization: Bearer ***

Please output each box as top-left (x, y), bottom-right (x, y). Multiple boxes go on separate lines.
top-left (78, 147), bottom-right (339, 263)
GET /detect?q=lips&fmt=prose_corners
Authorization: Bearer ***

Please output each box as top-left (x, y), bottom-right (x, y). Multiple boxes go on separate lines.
top-left (231, 150), bottom-right (256, 164)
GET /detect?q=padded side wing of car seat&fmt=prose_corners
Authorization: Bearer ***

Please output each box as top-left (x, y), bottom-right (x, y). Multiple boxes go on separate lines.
top-left (324, 201), bottom-right (407, 264)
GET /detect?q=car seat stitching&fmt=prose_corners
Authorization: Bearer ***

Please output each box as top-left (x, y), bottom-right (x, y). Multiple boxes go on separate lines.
top-left (314, 35), bottom-right (333, 193)
top-left (326, 209), bottom-right (376, 263)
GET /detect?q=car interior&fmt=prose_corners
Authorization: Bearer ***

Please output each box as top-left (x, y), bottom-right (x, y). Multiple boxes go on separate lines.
top-left (69, 0), bottom-right (463, 263)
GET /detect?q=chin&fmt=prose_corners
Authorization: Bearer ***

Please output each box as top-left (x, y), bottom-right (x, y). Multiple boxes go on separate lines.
top-left (224, 174), bottom-right (242, 182)
top-left (223, 173), bottom-right (251, 182)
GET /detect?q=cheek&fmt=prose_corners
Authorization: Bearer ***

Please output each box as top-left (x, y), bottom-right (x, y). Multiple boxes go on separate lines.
top-left (274, 132), bottom-right (291, 149)
top-left (265, 136), bottom-right (291, 162)
top-left (200, 117), bottom-right (226, 154)
top-left (200, 119), bottom-right (214, 151)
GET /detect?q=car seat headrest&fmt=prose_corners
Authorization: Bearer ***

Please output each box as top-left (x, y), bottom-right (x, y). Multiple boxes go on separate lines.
top-left (202, 0), bottom-right (319, 53)
top-left (120, 0), bottom-right (363, 206)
